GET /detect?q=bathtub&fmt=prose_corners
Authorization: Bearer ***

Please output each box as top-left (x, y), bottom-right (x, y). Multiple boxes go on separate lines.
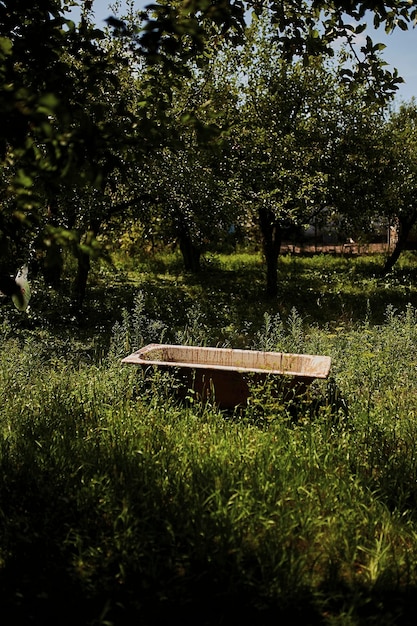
top-left (122, 343), bottom-right (331, 409)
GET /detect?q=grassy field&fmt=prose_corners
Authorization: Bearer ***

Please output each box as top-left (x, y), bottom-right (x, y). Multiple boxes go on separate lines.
top-left (2, 249), bottom-right (417, 625)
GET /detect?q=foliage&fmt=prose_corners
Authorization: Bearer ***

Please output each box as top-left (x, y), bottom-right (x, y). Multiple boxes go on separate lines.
top-left (216, 12), bottom-right (394, 295)
top-left (0, 0), bottom-right (141, 302)
top-left (379, 102), bottom-right (417, 272)
top-left (1, 0), bottom-right (416, 302)
top-left (133, 0), bottom-right (412, 100)
top-left (124, 23), bottom-right (244, 272)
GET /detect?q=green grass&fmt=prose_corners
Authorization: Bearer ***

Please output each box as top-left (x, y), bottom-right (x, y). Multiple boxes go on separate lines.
top-left (100, 249), bottom-right (417, 337)
top-left (2, 250), bottom-right (417, 624)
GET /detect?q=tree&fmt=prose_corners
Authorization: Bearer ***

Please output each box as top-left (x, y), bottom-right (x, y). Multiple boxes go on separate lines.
top-left (0, 1), bottom-right (147, 309)
top-left (323, 97), bottom-right (417, 275)
top-left (0, 2), bottom-right (134, 269)
top-left (139, 142), bottom-right (241, 272)
top-left (380, 102), bottom-right (417, 273)
top-left (225, 16), bottom-right (370, 296)
top-left (320, 82), bottom-right (389, 243)
top-left (118, 25), bottom-right (243, 273)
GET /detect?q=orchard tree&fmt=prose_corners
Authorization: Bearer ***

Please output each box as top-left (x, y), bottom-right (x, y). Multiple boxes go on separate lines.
top-left (321, 84), bottom-right (390, 242)
top-left (38, 19), bottom-right (145, 307)
top-left (123, 27), bottom-right (243, 272)
top-left (139, 144), bottom-right (239, 271)
top-left (324, 97), bottom-right (417, 274)
top-left (380, 102), bottom-right (417, 274)
top-left (226, 16), bottom-right (363, 296)
top-left (0, 3), bottom-right (157, 280)
top-left (0, 1), bottom-right (143, 306)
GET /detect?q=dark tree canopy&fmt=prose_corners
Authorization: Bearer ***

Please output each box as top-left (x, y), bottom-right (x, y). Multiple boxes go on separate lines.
top-left (0, 0), bottom-right (135, 273)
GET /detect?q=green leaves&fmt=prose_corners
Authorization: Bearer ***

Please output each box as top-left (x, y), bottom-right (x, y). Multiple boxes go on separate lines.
top-left (36, 93), bottom-right (60, 116)
top-left (14, 169), bottom-right (33, 189)
top-left (0, 35), bottom-right (12, 56)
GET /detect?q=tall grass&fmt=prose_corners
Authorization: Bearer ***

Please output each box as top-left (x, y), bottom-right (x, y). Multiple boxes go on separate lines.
top-left (2, 254), bottom-right (417, 624)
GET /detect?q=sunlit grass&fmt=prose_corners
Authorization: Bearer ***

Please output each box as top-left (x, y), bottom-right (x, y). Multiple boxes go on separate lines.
top-left (92, 249), bottom-right (417, 340)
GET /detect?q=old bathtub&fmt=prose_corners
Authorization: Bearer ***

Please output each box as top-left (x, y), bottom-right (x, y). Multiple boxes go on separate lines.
top-left (122, 343), bottom-right (332, 409)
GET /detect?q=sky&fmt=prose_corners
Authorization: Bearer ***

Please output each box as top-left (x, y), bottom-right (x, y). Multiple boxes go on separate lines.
top-left (70, 0), bottom-right (417, 104)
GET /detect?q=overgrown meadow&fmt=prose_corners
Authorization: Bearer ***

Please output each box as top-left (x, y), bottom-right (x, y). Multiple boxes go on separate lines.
top-left (3, 250), bottom-right (417, 625)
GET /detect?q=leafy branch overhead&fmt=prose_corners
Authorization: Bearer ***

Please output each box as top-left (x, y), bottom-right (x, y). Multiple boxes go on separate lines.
top-left (130, 0), bottom-right (413, 98)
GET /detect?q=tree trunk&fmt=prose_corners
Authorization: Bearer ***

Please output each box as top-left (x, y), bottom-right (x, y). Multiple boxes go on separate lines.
top-left (178, 229), bottom-right (201, 273)
top-left (258, 207), bottom-right (282, 297)
top-left (72, 221), bottom-right (100, 311)
top-left (383, 211), bottom-right (417, 275)
top-left (42, 240), bottom-right (63, 288)
top-left (72, 247), bottom-right (91, 311)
